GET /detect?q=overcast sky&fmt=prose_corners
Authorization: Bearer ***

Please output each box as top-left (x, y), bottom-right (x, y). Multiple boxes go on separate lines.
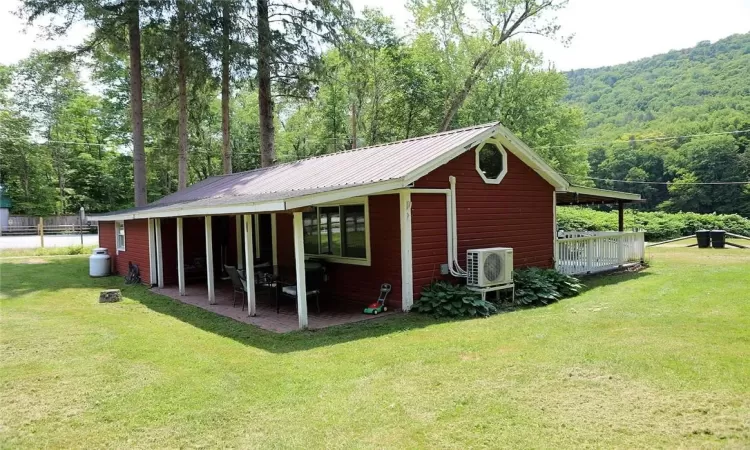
top-left (2, 0), bottom-right (749, 71)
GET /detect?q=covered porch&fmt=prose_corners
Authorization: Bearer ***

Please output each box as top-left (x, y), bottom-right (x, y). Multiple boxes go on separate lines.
top-left (555, 186), bottom-right (646, 275)
top-left (152, 283), bottom-right (390, 333)
top-left (146, 209), bottom-right (397, 332)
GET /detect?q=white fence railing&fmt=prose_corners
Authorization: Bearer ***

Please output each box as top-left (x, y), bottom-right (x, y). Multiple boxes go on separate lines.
top-left (556, 231), bottom-right (645, 275)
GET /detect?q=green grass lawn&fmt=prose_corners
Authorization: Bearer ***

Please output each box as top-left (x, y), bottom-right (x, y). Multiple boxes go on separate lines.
top-left (1, 248), bottom-right (749, 448)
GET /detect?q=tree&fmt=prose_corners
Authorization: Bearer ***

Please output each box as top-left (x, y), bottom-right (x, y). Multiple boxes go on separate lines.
top-left (18, 0), bottom-right (150, 206)
top-left (408, 0), bottom-right (569, 131)
top-left (256, 0), bottom-right (353, 167)
top-left (176, 0), bottom-right (189, 188)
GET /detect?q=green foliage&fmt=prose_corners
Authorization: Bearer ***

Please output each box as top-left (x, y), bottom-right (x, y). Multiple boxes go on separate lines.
top-left (512, 268), bottom-right (583, 307)
top-left (413, 281), bottom-right (498, 318)
top-left (557, 207), bottom-right (750, 241)
top-left (0, 245), bottom-right (95, 258)
top-left (565, 33), bottom-right (750, 216)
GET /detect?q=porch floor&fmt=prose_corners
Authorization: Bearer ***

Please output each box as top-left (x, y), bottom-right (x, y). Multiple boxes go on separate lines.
top-left (151, 283), bottom-right (392, 333)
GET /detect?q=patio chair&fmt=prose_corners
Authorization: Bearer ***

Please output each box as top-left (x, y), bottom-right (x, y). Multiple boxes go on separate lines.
top-left (278, 262), bottom-right (324, 314)
top-left (225, 265), bottom-right (248, 310)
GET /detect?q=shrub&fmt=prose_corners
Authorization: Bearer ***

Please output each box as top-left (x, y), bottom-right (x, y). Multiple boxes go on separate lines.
top-left (413, 281), bottom-right (498, 318)
top-left (513, 268), bottom-right (583, 307)
top-left (557, 207), bottom-right (750, 241)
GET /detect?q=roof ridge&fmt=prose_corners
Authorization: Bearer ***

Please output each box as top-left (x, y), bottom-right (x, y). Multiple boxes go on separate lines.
top-left (209, 122), bottom-right (499, 179)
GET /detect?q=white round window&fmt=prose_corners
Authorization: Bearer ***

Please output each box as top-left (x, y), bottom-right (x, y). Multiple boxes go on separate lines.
top-left (475, 140), bottom-right (508, 184)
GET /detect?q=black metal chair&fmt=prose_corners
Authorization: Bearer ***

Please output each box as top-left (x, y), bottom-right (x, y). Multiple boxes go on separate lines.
top-left (278, 262), bottom-right (324, 314)
top-left (225, 265), bottom-right (248, 310)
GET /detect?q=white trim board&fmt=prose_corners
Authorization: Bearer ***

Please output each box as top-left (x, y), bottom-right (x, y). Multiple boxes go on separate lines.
top-left (562, 185), bottom-right (642, 202)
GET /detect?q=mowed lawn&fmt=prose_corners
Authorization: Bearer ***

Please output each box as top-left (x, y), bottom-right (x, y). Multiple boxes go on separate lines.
top-left (1, 248), bottom-right (748, 448)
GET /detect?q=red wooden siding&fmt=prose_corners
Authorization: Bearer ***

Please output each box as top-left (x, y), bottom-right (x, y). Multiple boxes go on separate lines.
top-left (412, 147), bottom-right (555, 296)
top-left (98, 219), bottom-right (152, 285)
top-left (98, 221), bottom-right (117, 274)
top-left (274, 194), bottom-right (402, 309)
top-left (411, 193), bottom-right (449, 296)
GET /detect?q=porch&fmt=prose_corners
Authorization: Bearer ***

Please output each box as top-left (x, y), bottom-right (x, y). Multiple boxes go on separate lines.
top-left (556, 231), bottom-right (645, 275)
top-left (152, 283), bottom-right (391, 333)
top-left (555, 186), bottom-right (645, 275)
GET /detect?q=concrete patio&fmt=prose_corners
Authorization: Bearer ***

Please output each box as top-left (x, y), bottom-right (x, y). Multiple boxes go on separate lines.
top-left (152, 282), bottom-right (392, 333)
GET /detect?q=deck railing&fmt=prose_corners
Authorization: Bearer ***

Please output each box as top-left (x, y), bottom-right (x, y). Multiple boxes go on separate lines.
top-left (556, 231), bottom-right (645, 275)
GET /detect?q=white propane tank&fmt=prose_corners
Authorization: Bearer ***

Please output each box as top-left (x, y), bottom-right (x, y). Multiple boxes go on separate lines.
top-left (89, 247), bottom-right (111, 277)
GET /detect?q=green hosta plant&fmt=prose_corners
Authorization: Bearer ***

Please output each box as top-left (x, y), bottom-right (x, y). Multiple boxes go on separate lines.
top-left (513, 268), bottom-right (584, 307)
top-left (414, 281), bottom-right (497, 318)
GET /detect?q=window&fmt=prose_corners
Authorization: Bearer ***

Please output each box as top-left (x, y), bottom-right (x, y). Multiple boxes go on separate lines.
top-left (476, 139), bottom-right (508, 184)
top-left (303, 200), bottom-right (369, 265)
top-left (116, 221), bottom-right (126, 251)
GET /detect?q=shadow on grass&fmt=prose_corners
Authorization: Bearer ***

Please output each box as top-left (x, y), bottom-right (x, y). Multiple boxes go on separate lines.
top-left (1, 255), bottom-right (439, 354)
top-left (578, 268), bottom-right (653, 294)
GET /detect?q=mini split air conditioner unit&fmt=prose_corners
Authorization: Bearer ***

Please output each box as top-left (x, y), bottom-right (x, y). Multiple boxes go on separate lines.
top-left (467, 247), bottom-right (513, 288)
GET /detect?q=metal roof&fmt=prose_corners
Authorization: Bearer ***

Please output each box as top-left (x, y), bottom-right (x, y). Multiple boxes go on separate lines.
top-left (91, 123), bottom-right (501, 220)
top-left (89, 122), bottom-right (641, 221)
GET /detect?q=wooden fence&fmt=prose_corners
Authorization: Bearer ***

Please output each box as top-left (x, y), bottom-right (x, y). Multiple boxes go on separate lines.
top-left (2, 216), bottom-right (96, 236)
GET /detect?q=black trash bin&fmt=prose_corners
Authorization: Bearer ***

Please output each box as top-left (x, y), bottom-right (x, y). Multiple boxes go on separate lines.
top-left (696, 230), bottom-right (711, 248)
top-left (710, 230), bottom-right (726, 249)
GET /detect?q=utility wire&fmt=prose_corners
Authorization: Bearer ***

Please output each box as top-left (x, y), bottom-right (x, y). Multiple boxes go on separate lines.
top-left (563, 173), bottom-right (750, 185)
top-left (536, 129), bottom-right (750, 149)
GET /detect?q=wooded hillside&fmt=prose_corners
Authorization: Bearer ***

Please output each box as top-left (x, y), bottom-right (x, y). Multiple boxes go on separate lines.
top-left (563, 33), bottom-right (750, 215)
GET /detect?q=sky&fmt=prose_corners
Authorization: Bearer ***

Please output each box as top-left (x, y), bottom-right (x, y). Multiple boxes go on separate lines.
top-left (2, 0), bottom-right (749, 71)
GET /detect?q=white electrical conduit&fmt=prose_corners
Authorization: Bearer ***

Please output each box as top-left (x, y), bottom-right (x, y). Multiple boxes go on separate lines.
top-left (448, 176), bottom-right (467, 277)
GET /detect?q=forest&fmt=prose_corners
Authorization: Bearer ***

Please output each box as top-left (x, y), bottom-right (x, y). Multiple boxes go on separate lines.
top-left (0, 0), bottom-right (748, 217)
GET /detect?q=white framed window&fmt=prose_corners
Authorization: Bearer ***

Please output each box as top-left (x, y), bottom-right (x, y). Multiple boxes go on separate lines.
top-left (116, 221), bottom-right (126, 252)
top-left (476, 137), bottom-right (508, 184)
top-left (302, 197), bottom-right (371, 266)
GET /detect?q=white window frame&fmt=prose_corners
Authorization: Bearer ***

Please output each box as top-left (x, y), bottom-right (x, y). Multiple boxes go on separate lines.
top-left (115, 221), bottom-right (126, 253)
top-left (475, 137), bottom-right (508, 184)
top-left (304, 196), bottom-right (371, 266)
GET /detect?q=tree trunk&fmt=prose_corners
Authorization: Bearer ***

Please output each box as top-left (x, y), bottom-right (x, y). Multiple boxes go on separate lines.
top-left (221, 0), bottom-right (232, 174)
top-left (437, 45), bottom-right (497, 132)
top-left (350, 103), bottom-right (357, 149)
top-left (177, 0), bottom-right (189, 189)
top-left (127, 0), bottom-right (147, 206)
top-left (257, 0), bottom-right (275, 167)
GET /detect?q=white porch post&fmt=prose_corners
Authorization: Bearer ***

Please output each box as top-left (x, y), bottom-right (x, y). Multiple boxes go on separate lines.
top-left (271, 213), bottom-right (279, 275)
top-left (205, 216), bottom-right (216, 304)
top-left (147, 219), bottom-right (157, 285)
top-left (292, 211), bottom-right (308, 329)
top-left (235, 215), bottom-right (243, 269)
top-left (553, 192), bottom-right (559, 268)
top-left (176, 217), bottom-right (186, 295)
top-left (155, 219), bottom-right (164, 288)
top-left (399, 191), bottom-right (414, 311)
top-left (243, 214), bottom-right (257, 316)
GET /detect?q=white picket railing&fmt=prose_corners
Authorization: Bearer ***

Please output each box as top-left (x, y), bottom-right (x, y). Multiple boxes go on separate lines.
top-left (556, 231), bottom-right (645, 275)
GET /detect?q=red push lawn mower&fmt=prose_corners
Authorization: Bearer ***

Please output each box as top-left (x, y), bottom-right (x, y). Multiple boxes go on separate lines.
top-left (363, 283), bottom-right (391, 315)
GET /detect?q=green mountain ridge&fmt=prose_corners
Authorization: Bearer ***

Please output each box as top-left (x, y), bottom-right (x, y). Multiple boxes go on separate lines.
top-left (559, 33), bottom-right (750, 215)
top-left (564, 32), bottom-right (750, 139)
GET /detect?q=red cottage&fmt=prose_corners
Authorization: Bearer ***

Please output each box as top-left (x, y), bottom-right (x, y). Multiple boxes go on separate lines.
top-left (91, 123), bottom-right (643, 330)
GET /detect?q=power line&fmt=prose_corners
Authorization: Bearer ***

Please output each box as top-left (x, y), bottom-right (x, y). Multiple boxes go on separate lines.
top-left (536, 129), bottom-right (750, 150)
top-left (562, 173), bottom-right (750, 185)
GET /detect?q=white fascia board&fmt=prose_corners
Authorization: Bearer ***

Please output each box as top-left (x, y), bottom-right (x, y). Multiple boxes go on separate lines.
top-left (492, 124), bottom-right (569, 190)
top-left (564, 185), bottom-right (642, 201)
top-left (403, 125), bottom-right (500, 185)
top-left (90, 200), bottom-right (287, 221)
top-left (283, 180), bottom-right (406, 209)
